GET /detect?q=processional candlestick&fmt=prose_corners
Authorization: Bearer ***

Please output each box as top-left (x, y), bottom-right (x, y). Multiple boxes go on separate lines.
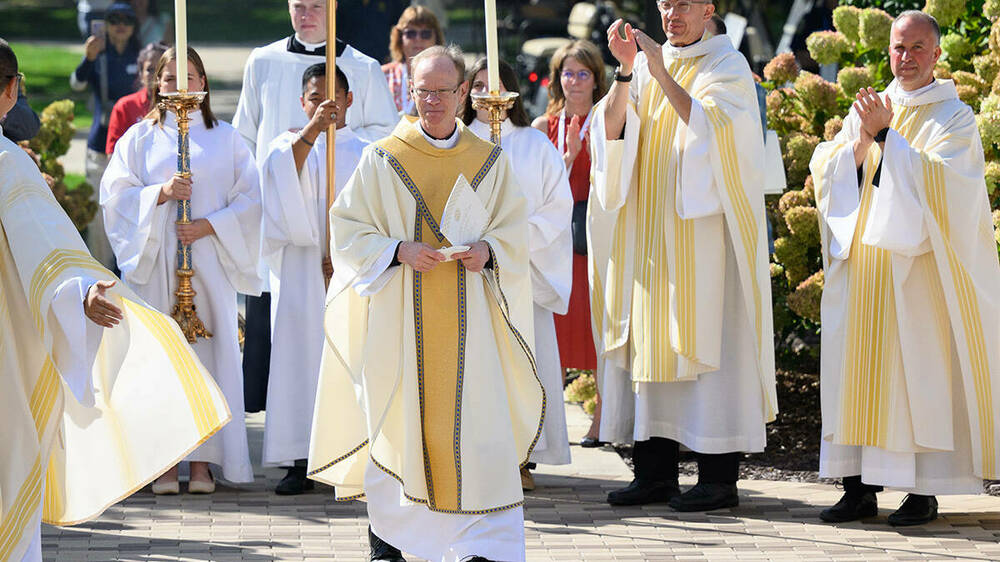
top-left (471, 0), bottom-right (518, 147)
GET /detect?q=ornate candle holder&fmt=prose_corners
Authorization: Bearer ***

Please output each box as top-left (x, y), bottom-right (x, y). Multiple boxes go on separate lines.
top-left (471, 91), bottom-right (519, 146)
top-left (159, 90), bottom-right (213, 343)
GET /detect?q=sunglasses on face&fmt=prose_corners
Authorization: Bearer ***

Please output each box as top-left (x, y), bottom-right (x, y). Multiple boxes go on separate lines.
top-left (107, 15), bottom-right (135, 26)
top-left (402, 28), bottom-right (434, 40)
top-left (561, 70), bottom-right (593, 82)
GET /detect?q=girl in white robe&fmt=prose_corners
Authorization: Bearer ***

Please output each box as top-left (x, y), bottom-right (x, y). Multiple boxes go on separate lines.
top-left (464, 60), bottom-right (575, 473)
top-left (101, 47), bottom-right (263, 488)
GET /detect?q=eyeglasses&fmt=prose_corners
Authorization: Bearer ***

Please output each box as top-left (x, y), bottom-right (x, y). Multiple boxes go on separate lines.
top-left (561, 69), bottom-right (593, 82)
top-left (656, 1), bottom-right (708, 14)
top-left (412, 85), bottom-right (460, 100)
top-left (401, 28), bottom-right (435, 40)
top-left (107, 15), bottom-right (135, 26)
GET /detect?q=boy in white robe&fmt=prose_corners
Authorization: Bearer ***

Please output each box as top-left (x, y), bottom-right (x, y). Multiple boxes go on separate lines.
top-left (590, 5), bottom-right (776, 512)
top-left (259, 63), bottom-right (368, 494)
top-left (464, 59), bottom-right (574, 489)
top-left (810, 11), bottom-right (1000, 526)
top-left (0, 40), bottom-right (231, 561)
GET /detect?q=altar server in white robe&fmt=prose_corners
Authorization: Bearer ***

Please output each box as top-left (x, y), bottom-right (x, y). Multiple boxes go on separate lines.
top-left (101, 47), bottom-right (263, 491)
top-left (464, 58), bottom-right (573, 488)
top-left (259, 63), bottom-right (368, 494)
top-left (0, 40), bottom-right (231, 562)
top-left (591, 6), bottom-right (776, 512)
top-left (232, 0), bottom-right (399, 448)
top-left (810, 11), bottom-right (1000, 527)
top-left (308, 46), bottom-right (542, 562)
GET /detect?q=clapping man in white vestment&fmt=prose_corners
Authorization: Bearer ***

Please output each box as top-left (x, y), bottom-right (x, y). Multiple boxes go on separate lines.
top-left (591, 1), bottom-right (777, 512)
top-left (259, 63), bottom-right (368, 494)
top-left (0, 39), bottom-right (231, 562)
top-left (810, 11), bottom-right (1000, 526)
top-left (233, 1), bottom-right (399, 468)
top-left (307, 45), bottom-right (543, 562)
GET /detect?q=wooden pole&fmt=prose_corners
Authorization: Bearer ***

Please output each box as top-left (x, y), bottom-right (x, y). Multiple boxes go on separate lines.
top-left (324, 0), bottom-right (336, 285)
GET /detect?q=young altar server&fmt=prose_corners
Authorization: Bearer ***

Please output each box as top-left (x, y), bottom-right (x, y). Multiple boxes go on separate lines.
top-left (463, 58), bottom-right (574, 490)
top-left (101, 47), bottom-right (263, 493)
top-left (308, 46), bottom-right (542, 562)
top-left (592, 6), bottom-right (776, 511)
top-left (810, 11), bottom-right (1000, 526)
top-left (0, 39), bottom-right (231, 562)
top-left (258, 63), bottom-right (368, 494)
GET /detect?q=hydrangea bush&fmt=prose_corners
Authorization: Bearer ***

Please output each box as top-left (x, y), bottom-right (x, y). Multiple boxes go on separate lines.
top-left (764, 1), bottom-right (1000, 363)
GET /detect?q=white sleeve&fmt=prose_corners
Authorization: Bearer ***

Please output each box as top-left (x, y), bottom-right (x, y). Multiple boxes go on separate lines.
top-left (260, 134), bottom-right (322, 260)
top-left (589, 99), bottom-right (640, 212)
top-left (675, 99), bottom-right (724, 219)
top-left (811, 134), bottom-right (864, 261)
top-left (860, 129), bottom-right (932, 256)
top-left (351, 58), bottom-right (400, 143)
top-left (232, 53), bottom-right (261, 154)
top-left (48, 276), bottom-right (103, 405)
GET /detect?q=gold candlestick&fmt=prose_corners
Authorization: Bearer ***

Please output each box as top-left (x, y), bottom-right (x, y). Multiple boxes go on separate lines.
top-left (159, 90), bottom-right (213, 343)
top-left (471, 91), bottom-right (519, 146)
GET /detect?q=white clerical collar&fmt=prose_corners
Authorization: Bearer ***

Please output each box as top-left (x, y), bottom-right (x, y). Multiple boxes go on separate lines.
top-left (294, 35), bottom-right (327, 52)
top-left (469, 117), bottom-right (514, 140)
top-left (663, 33), bottom-right (730, 59)
top-left (885, 78), bottom-right (957, 107)
top-left (418, 121), bottom-right (460, 148)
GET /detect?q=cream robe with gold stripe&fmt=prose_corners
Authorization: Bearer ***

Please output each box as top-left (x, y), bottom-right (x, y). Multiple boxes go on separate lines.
top-left (308, 119), bottom-right (543, 516)
top-left (812, 79), bottom-right (1000, 492)
top-left (0, 133), bottom-right (231, 562)
top-left (589, 35), bottom-right (776, 450)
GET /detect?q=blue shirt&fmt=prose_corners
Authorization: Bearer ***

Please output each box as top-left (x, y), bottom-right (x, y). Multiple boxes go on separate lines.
top-left (74, 46), bottom-right (139, 152)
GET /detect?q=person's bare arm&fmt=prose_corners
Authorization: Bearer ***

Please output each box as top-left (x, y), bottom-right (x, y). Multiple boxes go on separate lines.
top-left (603, 19), bottom-right (638, 140)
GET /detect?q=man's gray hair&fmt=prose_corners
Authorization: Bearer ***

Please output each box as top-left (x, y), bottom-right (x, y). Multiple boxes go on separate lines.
top-left (893, 10), bottom-right (941, 43)
top-left (410, 44), bottom-right (466, 83)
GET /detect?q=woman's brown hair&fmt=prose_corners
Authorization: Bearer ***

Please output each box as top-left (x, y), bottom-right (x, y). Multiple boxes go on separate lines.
top-left (146, 46), bottom-right (217, 129)
top-left (388, 6), bottom-right (445, 64)
top-left (461, 58), bottom-right (530, 128)
top-left (544, 39), bottom-right (608, 116)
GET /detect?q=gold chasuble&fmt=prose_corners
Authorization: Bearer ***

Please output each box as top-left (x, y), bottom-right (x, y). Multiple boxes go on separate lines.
top-left (588, 35), bottom-right (777, 420)
top-left (812, 79), bottom-right (1000, 480)
top-left (0, 135), bottom-right (231, 561)
top-left (309, 119), bottom-right (543, 514)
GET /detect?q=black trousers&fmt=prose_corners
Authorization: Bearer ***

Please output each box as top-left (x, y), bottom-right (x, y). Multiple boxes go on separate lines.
top-left (242, 292), bottom-right (272, 413)
top-left (842, 475), bottom-right (883, 495)
top-left (633, 437), bottom-right (741, 485)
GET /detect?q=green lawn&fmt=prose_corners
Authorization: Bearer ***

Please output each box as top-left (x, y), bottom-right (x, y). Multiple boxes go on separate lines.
top-left (12, 42), bottom-right (93, 132)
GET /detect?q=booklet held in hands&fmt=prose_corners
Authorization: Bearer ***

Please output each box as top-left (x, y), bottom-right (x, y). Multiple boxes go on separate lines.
top-left (440, 174), bottom-right (490, 260)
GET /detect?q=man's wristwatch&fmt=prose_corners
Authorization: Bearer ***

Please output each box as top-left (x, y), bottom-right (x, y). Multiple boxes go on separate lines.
top-left (614, 68), bottom-right (633, 82)
top-left (874, 127), bottom-right (890, 143)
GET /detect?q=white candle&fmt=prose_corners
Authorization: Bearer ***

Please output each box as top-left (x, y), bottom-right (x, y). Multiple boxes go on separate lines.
top-left (175, 0), bottom-right (188, 91)
top-left (484, 0), bottom-right (500, 93)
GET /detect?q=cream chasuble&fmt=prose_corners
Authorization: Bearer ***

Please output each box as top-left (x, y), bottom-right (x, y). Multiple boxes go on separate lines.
top-left (468, 118), bottom-right (574, 466)
top-left (101, 114), bottom-right (263, 484)
top-left (589, 35), bottom-right (776, 450)
top-left (812, 79), bottom-right (1000, 492)
top-left (259, 127), bottom-right (368, 466)
top-left (0, 131), bottom-right (230, 562)
top-left (308, 119), bottom-right (542, 519)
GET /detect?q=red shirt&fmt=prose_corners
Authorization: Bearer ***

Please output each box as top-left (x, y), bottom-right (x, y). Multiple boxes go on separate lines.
top-left (105, 88), bottom-right (150, 155)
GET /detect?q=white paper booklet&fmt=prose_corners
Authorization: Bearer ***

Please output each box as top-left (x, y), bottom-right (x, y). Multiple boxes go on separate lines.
top-left (440, 174), bottom-right (490, 247)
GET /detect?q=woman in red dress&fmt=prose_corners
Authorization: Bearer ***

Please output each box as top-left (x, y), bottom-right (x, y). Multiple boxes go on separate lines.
top-left (532, 40), bottom-right (608, 446)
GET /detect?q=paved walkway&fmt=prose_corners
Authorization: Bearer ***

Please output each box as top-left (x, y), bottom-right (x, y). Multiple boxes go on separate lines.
top-left (40, 404), bottom-right (1000, 561)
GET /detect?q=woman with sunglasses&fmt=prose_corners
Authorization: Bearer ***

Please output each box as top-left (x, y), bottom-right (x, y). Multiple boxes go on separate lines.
top-left (382, 5), bottom-right (444, 114)
top-left (531, 40), bottom-right (609, 447)
top-left (70, 1), bottom-right (141, 270)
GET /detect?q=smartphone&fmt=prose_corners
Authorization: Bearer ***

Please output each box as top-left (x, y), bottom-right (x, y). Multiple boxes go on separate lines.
top-left (617, 21), bottom-right (629, 41)
top-left (90, 19), bottom-right (106, 38)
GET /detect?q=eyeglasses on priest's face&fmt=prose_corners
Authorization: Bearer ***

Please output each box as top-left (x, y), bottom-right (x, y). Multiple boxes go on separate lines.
top-left (561, 69), bottom-right (594, 82)
top-left (656, 0), bottom-right (709, 14)
top-left (401, 28), bottom-right (435, 41)
top-left (411, 85), bottom-right (460, 100)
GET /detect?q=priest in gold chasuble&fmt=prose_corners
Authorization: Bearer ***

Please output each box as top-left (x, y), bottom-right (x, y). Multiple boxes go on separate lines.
top-left (308, 46), bottom-right (541, 562)
top-left (811, 12), bottom-right (1000, 526)
top-left (589, 6), bottom-right (776, 512)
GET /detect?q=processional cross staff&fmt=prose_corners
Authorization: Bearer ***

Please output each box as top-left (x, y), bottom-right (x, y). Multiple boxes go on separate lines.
top-left (161, 0), bottom-right (211, 342)
top-left (471, 0), bottom-right (518, 147)
top-left (324, 0), bottom-right (336, 286)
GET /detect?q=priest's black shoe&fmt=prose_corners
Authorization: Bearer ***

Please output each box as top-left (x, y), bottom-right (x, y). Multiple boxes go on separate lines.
top-left (463, 557), bottom-right (496, 562)
top-left (819, 490), bottom-right (878, 523)
top-left (668, 483), bottom-right (739, 512)
top-left (888, 494), bottom-right (938, 526)
top-left (369, 527), bottom-right (406, 562)
top-left (606, 479), bottom-right (680, 505)
top-left (274, 466), bottom-right (314, 495)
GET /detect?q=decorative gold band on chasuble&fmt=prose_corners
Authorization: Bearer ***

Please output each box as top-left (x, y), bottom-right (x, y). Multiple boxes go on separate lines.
top-left (630, 56), bottom-right (702, 383)
top-left (371, 138), bottom-right (501, 512)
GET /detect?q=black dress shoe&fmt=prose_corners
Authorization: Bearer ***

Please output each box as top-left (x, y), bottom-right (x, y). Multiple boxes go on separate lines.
top-left (819, 490), bottom-right (878, 523)
top-left (369, 527), bottom-right (406, 561)
top-left (668, 482), bottom-right (739, 512)
top-left (607, 479), bottom-right (680, 505)
top-left (274, 466), bottom-right (314, 495)
top-left (888, 494), bottom-right (938, 526)
top-left (580, 437), bottom-right (607, 448)
top-left (464, 557), bottom-right (495, 562)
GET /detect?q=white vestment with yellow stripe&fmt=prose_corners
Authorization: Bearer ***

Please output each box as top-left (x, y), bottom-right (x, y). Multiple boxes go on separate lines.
top-left (812, 79), bottom-right (1000, 493)
top-left (0, 130), bottom-right (231, 562)
top-left (589, 35), bottom-right (777, 451)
